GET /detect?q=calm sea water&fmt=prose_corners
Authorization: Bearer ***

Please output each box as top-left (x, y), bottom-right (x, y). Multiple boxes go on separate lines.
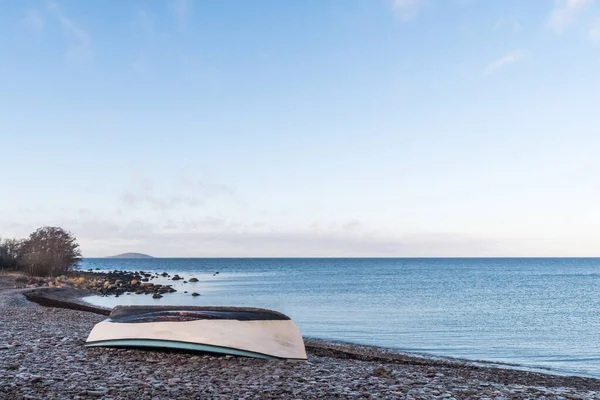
top-left (81, 258), bottom-right (600, 377)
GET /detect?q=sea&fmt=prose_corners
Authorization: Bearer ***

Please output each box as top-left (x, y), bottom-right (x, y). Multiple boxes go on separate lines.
top-left (80, 258), bottom-right (600, 378)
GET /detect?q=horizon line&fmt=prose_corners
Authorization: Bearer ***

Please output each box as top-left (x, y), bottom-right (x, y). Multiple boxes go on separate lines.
top-left (83, 256), bottom-right (600, 259)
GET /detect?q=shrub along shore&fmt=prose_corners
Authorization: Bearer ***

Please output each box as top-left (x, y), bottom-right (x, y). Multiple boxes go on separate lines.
top-left (0, 226), bottom-right (81, 277)
top-left (2, 273), bottom-right (600, 399)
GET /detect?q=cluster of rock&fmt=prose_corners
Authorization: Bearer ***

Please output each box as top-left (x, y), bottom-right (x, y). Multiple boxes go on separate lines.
top-left (15, 270), bottom-right (203, 298)
top-left (17, 276), bottom-right (70, 289)
top-left (83, 271), bottom-right (178, 298)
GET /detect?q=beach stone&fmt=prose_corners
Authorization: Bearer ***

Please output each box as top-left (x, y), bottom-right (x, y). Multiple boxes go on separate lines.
top-left (2, 274), bottom-right (600, 400)
top-left (191, 292), bottom-right (200, 296)
top-left (189, 278), bottom-right (199, 282)
top-left (152, 293), bottom-right (163, 299)
top-left (85, 389), bottom-right (108, 397)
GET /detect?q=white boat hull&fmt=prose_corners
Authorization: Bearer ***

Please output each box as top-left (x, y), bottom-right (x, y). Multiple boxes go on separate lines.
top-left (85, 306), bottom-right (307, 360)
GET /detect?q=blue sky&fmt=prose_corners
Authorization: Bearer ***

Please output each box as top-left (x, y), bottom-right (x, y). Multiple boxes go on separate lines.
top-left (1, 0), bottom-right (600, 257)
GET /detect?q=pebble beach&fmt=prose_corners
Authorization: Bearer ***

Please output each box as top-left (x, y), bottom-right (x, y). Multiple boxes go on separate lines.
top-left (1, 274), bottom-right (600, 399)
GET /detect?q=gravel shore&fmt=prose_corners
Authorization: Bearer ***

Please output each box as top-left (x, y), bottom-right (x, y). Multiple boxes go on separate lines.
top-left (1, 274), bottom-right (600, 399)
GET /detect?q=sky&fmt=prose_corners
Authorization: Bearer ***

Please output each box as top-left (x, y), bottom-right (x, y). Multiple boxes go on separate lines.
top-left (1, 0), bottom-right (600, 257)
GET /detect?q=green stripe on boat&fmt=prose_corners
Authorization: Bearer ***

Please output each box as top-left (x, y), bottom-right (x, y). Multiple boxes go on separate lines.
top-left (85, 339), bottom-right (277, 359)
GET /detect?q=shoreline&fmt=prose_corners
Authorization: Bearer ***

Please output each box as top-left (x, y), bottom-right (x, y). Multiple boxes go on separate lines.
top-left (24, 285), bottom-right (600, 381)
top-left (15, 273), bottom-right (600, 381)
top-left (24, 274), bottom-right (600, 380)
top-left (3, 273), bottom-right (600, 398)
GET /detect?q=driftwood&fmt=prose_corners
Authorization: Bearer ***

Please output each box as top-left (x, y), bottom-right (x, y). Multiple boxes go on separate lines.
top-left (23, 287), bottom-right (110, 316)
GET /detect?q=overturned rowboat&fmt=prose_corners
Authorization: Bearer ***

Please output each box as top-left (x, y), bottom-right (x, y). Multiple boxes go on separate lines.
top-left (85, 305), bottom-right (307, 360)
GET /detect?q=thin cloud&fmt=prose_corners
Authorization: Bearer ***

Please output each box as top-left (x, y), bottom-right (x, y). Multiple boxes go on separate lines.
top-left (120, 176), bottom-right (234, 211)
top-left (131, 57), bottom-right (151, 75)
top-left (341, 220), bottom-right (362, 232)
top-left (547, 0), bottom-right (595, 33)
top-left (132, 9), bottom-right (156, 37)
top-left (129, 9), bottom-right (163, 75)
top-left (45, 1), bottom-right (92, 65)
top-left (23, 10), bottom-right (45, 33)
top-left (392, 0), bottom-right (428, 21)
top-left (590, 17), bottom-right (600, 42)
top-left (55, 13), bottom-right (89, 46)
top-left (179, 177), bottom-right (235, 197)
top-left (513, 21), bottom-right (522, 33)
top-left (483, 50), bottom-right (526, 75)
top-left (169, 0), bottom-right (192, 27)
top-left (120, 192), bottom-right (205, 210)
top-left (70, 217), bottom-right (501, 257)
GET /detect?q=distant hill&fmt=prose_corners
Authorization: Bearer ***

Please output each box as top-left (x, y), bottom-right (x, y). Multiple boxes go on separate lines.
top-left (106, 253), bottom-right (154, 259)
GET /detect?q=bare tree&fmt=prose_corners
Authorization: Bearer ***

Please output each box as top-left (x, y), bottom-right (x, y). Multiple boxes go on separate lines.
top-left (20, 227), bottom-right (82, 276)
top-left (0, 237), bottom-right (24, 270)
